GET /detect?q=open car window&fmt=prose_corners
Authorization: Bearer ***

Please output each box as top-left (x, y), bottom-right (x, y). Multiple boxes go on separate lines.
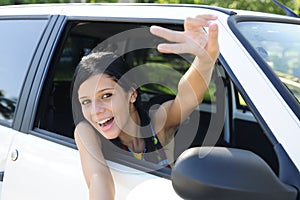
top-left (34, 21), bottom-right (218, 137)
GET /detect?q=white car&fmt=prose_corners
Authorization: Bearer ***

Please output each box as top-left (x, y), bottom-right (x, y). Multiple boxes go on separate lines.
top-left (0, 3), bottom-right (299, 200)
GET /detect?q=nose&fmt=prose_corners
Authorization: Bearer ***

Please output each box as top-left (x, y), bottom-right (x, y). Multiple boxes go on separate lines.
top-left (91, 99), bottom-right (105, 116)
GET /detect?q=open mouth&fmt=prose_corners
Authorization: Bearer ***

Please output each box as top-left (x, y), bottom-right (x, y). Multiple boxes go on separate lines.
top-left (98, 117), bottom-right (114, 127)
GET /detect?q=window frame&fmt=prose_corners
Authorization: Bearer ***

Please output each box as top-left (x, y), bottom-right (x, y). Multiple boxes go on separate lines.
top-left (18, 15), bottom-right (66, 132)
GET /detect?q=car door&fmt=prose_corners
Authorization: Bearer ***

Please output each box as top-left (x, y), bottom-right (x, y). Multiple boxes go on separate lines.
top-left (0, 15), bottom-right (54, 199)
top-left (0, 11), bottom-right (185, 199)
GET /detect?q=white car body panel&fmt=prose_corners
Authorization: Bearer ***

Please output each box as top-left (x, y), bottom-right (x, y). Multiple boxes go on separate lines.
top-left (0, 127), bottom-right (16, 173)
top-left (0, 126), bottom-right (17, 200)
top-left (1, 133), bottom-right (88, 200)
top-left (1, 133), bottom-right (180, 200)
top-left (109, 161), bottom-right (181, 200)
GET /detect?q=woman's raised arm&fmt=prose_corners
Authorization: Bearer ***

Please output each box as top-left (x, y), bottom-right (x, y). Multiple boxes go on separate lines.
top-left (150, 15), bottom-right (219, 133)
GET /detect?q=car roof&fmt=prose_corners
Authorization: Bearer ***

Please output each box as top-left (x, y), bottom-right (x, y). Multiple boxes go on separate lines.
top-left (0, 3), bottom-right (295, 21)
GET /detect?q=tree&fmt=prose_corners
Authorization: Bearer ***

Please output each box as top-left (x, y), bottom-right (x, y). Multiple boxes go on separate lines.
top-left (200, 0), bottom-right (296, 15)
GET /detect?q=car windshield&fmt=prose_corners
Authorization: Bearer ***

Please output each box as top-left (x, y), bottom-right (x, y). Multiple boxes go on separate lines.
top-left (236, 21), bottom-right (300, 104)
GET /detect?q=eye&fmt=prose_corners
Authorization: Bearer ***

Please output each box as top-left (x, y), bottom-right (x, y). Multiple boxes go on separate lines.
top-left (81, 99), bottom-right (91, 105)
top-left (102, 93), bottom-right (113, 99)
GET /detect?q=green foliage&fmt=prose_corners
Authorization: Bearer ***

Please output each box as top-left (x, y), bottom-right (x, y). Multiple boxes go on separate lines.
top-left (297, 0), bottom-right (300, 14)
top-left (199, 0), bottom-right (296, 15)
top-left (0, 0), bottom-right (11, 5)
top-left (138, 0), bottom-right (298, 15)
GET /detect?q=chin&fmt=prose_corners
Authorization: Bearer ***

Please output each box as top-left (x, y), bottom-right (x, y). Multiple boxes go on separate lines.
top-left (103, 134), bottom-right (119, 140)
top-left (100, 129), bottom-right (120, 140)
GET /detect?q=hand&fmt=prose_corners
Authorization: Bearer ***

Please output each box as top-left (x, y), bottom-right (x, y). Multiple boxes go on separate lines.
top-left (150, 15), bottom-right (219, 64)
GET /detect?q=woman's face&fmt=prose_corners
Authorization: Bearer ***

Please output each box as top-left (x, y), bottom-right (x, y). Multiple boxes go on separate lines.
top-left (78, 73), bottom-right (136, 139)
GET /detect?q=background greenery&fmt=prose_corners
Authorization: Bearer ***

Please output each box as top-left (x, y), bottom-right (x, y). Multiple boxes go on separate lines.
top-left (0, 0), bottom-right (299, 16)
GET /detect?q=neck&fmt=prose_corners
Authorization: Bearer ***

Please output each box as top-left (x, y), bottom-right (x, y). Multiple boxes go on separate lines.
top-left (120, 135), bottom-right (145, 153)
top-left (119, 108), bottom-right (145, 153)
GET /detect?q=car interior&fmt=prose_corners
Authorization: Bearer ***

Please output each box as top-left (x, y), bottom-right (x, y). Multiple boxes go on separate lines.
top-left (33, 20), bottom-right (279, 176)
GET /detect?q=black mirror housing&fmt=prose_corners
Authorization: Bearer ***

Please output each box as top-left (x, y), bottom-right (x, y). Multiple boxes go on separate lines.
top-left (171, 147), bottom-right (298, 200)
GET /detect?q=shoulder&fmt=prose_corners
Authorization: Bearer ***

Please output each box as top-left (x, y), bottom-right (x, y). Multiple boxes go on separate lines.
top-left (75, 120), bottom-right (93, 132)
top-left (74, 121), bottom-right (101, 148)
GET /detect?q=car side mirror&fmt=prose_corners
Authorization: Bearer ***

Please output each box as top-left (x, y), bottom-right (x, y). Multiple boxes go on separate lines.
top-left (171, 147), bottom-right (298, 200)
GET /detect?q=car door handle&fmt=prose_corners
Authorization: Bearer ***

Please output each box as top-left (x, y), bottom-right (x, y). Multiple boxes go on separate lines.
top-left (0, 171), bottom-right (4, 182)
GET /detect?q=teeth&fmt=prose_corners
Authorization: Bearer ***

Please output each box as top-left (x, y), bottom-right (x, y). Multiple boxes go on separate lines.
top-left (98, 117), bottom-right (113, 125)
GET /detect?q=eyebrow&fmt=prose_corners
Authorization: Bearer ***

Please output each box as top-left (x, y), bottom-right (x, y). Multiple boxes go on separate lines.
top-left (79, 87), bottom-right (115, 99)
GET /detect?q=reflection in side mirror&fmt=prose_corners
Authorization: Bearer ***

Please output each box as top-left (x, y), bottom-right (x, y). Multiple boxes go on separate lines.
top-left (171, 147), bottom-right (297, 200)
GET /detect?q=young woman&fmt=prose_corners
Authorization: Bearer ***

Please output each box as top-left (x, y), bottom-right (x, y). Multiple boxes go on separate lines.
top-left (71, 15), bottom-right (219, 200)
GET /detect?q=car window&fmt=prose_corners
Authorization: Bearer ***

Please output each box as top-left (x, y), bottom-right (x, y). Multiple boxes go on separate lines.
top-left (0, 19), bottom-right (48, 125)
top-left (236, 21), bottom-right (300, 103)
top-left (34, 21), bottom-right (217, 137)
